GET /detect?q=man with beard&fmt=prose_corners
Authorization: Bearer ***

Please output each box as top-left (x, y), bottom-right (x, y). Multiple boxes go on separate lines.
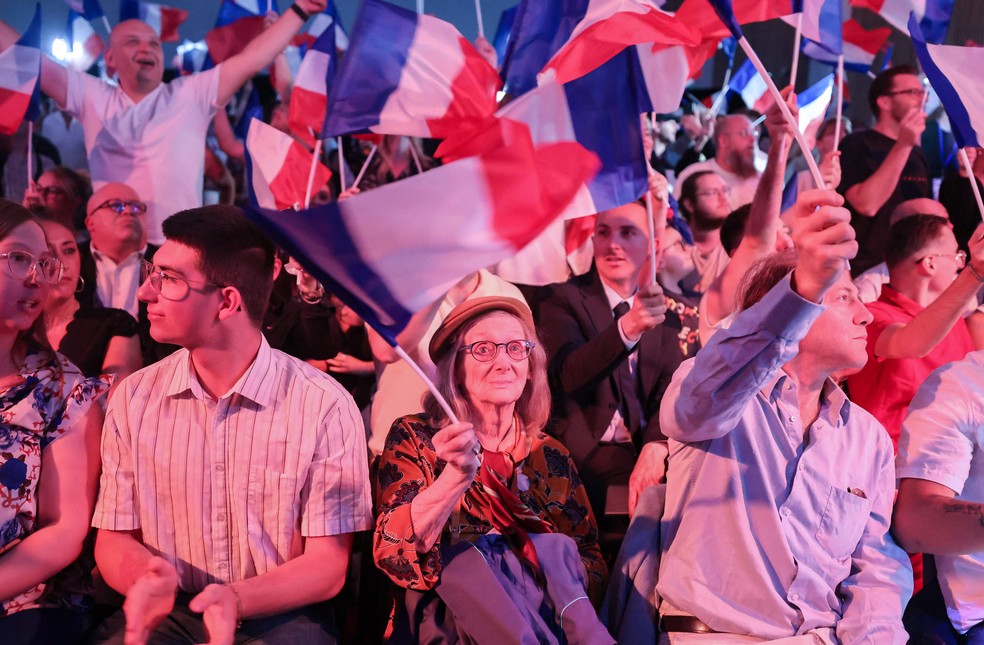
top-left (838, 66), bottom-right (932, 276)
top-left (674, 114), bottom-right (762, 211)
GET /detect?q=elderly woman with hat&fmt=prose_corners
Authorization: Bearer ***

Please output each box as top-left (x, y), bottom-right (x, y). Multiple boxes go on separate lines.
top-left (373, 296), bottom-right (611, 643)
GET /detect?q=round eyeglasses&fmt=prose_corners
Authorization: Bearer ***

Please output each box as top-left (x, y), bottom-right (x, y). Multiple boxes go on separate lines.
top-left (916, 251), bottom-right (966, 268)
top-left (140, 260), bottom-right (221, 301)
top-left (0, 251), bottom-right (64, 284)
top-left (93, 199), bottom-right (148, 217)
top-left (458, 339), bottom-right (535, 362)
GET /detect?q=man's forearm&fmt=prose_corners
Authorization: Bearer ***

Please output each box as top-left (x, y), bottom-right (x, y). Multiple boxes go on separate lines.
top-left (217, 9), bottom-right (305, 105)
top-left (845, 142), bottom-right (915, 217)
top-left (94, 529), bottom-right (157, 595)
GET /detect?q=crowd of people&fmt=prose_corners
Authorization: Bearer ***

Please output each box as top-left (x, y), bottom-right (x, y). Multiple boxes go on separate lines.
top-left (1, 2), bottom-right (984, 644)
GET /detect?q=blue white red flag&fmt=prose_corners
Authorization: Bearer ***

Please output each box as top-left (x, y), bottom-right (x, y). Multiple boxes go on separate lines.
top-left (797, 73), bottom-right (834, 148)
top-left (294, 1), bottom-right (348, 52)
top-left (909, 13), bottom-right (983, 148)
top-left (802, 18), bottom-right (890, 72)
top-left (493, 5), bottom-right (519, 65)
top-left (0, 5), bottom-right (42, 136)
top-left (783, 0), bottom-right (841, 55)
top-left (245, 118), bottom-right (332, 210)
top-left (65, 8), bottom-right (105, 72)
top-left (245, 131), bottom-right (599, 344)
top-left (850, 0), bottom-right (924, 31)
top-left (539, 0), bottom-right (699, 85)
top-left (289, 26), bottom-right (336, 146)
top-left (322, 0), bottom-right (501, 139)
top-left (727, 59), bottom-right (770, 112)
top-left (205, 0), bottom-right (276, 63)
top-left (440, 50), bottom-right (649, 221)
top-left (120, 0), bottom-right (188, 42)
top-left (173, 39), bottom-right (209, 75)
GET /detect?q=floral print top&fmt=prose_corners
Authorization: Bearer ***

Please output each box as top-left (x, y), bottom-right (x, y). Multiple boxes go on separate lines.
top-left (373, 414), bottom-right (607, 604)
top-left (0, 347), bottom-right (110, 616)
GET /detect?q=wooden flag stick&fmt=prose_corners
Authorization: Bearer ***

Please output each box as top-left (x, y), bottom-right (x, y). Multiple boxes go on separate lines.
top-left (337, 136), bottom-right (346, 193)
top-left (304, 137), bottom-right (323, 208)
top-left (352, 144), bottom-right (378, 190)
top-left (789, 13), bottom-right (803, 90)
top-left (960, 148), bottom-right (984, 223)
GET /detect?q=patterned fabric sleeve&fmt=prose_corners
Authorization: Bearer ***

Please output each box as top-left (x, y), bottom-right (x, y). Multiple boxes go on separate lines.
top-left (373, 415), bottom-right (444, 590)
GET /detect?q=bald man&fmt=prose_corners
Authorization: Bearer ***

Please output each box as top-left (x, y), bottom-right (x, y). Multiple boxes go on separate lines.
top-left (0, 0), bottom-right (326, 243)
top-left (673, 114), bottom-right (762, 211)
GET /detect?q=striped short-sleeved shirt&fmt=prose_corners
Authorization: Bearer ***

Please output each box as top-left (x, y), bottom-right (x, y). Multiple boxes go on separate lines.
top-left (92, 336), bottom-right (372, 592)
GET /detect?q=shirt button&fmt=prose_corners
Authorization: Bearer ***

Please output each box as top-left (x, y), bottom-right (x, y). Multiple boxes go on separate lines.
top-left (783, 508), bottom-right (792, 516)
top-left (218, 562), bottom-right (227, 569)
top-left (216, 464), bottom-right (224, 472)
top-left (791, 593), bottom-right (800, 601)
top-left (788, 416), bottom-right (795, 423)
top-left (217, 514), bottom-right (225, 522)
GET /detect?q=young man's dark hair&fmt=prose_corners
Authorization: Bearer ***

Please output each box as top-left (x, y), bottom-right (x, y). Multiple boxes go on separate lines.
top-left (161, 205), bottom-right (275, 324)
top-left (868, 65), bottom-right (920, 117)
top-left (678, 170), bottom-right (716, 221)
top-left (883, 214), bottom-right (952, 268)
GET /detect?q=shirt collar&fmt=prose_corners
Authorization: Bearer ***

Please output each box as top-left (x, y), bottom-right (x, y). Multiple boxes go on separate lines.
top-left (878, 285), bottom-right (924, 317)
top-left (164, 336), bottom-right (277, 408)
top-left (90, 244), bottom-right (148, 265)
top-left (764, 372), bottom-right (852, 427)
top-left (600, 279), bottom-right (637, 311)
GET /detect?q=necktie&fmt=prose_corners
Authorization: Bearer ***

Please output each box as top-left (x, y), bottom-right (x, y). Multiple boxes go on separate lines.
top-left (613, 301), bottom-right (641, 432)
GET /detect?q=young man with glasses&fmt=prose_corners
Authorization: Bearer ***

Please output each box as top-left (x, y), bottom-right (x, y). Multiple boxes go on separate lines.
top-left (838, 66), bottom-right (932, 276)
top-left (90, 205), bottom-right (371, 644)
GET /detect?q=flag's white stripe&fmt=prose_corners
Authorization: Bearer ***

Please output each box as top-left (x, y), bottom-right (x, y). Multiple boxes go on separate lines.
top-left (295, 49), bottom-right (329, 94)
top-left (246, 121), bottom-right (293, 210)
top-left (0, 44), bottom-right (40, 94)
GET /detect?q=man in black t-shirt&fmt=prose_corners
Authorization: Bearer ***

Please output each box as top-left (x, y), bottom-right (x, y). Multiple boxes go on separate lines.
top-left (838, 66), bottom-right (932, 276)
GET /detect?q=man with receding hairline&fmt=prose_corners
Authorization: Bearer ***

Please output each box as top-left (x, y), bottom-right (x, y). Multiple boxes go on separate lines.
top-left (674, 114), bottom-right (763, 211)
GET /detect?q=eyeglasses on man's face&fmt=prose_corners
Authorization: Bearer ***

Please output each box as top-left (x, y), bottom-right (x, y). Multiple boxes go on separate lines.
top-left (0, 250), bottom-right (64, 284)
top-left (140, 260), bottom-right (221, 301)
top-left (458, 339), bottom-right (535, 362)
top-left (886, 88), bottom-right (926, 99)
top-left (916, 250), bottom-right (967, 268)
top-left (696, 186), bottom-right (733, 199)
top-left (93, 199), bottom-right (148, 217)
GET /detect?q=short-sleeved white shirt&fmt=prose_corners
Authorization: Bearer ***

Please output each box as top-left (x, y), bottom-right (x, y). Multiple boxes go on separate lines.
top-left (63, 68), bottom-right (222, 245)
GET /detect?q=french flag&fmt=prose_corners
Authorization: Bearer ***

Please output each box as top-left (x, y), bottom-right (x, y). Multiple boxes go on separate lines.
top-left (499, 0), bottom-right (579, 98)
top-left (783, 0), bottom-right (841, 55)
top-left (322, 0), bottom-right (501, 140)
top-left (797, 73), bottom-right (834, 148)
top-left (851, 0), bottom-right (925, 31)
top-left (802, 19), bottom-right (890, 73)
top-left (539, 0), bottom-right (699, 85)
top-left (66, 8), bottom-right (104, 72)
top-left (728, 58), bottom-right (770, 112)
top-left (120, 0), bottom-right (188, 42)
top-left (289, 25), bottom-right (335, 147)
top-left (440, 50), bottom-right (650, 221)
top-left (919, 0), bottom-right (955, 45)
top-left (909, 13), bottom-right (983, 149)
top-left (205, 0), bottom-right (276, 64)
top-left (245, 131), bottom-right (600, 343)
top-left (245, 118), bottom-right (332, 211)
top-left (492, 5), bottom-right (519, 65)
top-left (0, 5), bottom-right (42, 136)
top-left (295, 1), bottom-right (349, 52)
top-left (173, 39), bottom-right (209, 75)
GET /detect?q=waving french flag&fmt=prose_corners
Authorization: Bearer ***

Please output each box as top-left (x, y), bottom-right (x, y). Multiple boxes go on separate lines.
top-left (289, 26), bottom-right (336, 146)
top-left (802, 18), bottom-right (889, 73)
top-left (728, 58), bottom-right (770, 112)
top-left (245, 131), bottom-right (599, 343)
top-left (851, 0), bottom-right (924, 31)
top-left (66, 8), bottom-right (104, 72)
top-left (120, 0), bottom-right (188, 42)
top-left (909, 13), bottom-right (982, 148)
top-left (323, 0), bottom-right (501, 139)
top-left (797, 73), bottom-right (834, 147)
top-left (174, 39), bottom-right (209, 75)
top-left (206, 0), bottom-right (276, 63)
top-left (0, 5), bottom-right (42, 137)
top-left (295, 1), bottom-right (348, 51)
top-left (245, 118), bottom-right (332, 211)
top-left (784, 0), bottom-right (841, 55)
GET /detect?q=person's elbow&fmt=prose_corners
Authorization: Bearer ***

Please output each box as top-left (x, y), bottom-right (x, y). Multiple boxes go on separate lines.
top-left (844, 187), bottom-right (879, 218)
top-left (891, 494), bottom-right (932, 553)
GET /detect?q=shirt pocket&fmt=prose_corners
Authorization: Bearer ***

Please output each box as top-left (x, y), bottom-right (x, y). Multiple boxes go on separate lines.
top-left (246, 467), bottom-right (299, 568)
top-left (815, 486), bottom-right (872, 561)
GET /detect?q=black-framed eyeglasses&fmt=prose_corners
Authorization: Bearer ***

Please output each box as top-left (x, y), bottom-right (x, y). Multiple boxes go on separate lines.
top-left (0, 251), bottom-right (64, 284)
top-left (140, 259), bottom-right (221, 301)
top-left (93, 199), bottom-right (147, 217)
top-left (459, 339), bottom-right (535, 362)
top-left (916, 251), bottom-right (967, 268)
top-left (886, 89), bottom-right (926, 98)
top-left (696, 186), bottom-right (732, 199)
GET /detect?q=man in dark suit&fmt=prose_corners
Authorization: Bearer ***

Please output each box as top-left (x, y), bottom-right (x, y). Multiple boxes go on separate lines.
top-left (77, 182), bottom-right (177, 365)
top-left (538, 201), bottom-right (682, 516)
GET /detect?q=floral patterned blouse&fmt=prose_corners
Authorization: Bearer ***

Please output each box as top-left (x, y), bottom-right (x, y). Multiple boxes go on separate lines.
top-left (0, 348), bottom-right (110, 616)
top-left (374, 414), bottom-right (607, 603)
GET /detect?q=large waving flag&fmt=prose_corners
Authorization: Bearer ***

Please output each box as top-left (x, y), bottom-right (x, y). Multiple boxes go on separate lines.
top-left (295, 1), bottom-right (349, 51)
top-left (797, 73), bottom-right (834, 148)
top-left (66, 8), bottom-right (105, 72)
top-left (802, 18), bottom-right (890, 73)
top-left (206, 0), bottom-right (276, 63)
top-left (245, 131), bottom-right (600, 343)
top-left (245, 119), bottom-right (332, 210)
top-left (500, 0), bottom-right (580, 97)
top-left (539, 0), bottom-right (699, 85)
top-left (909, 14), bottom-right (982, 148)
top-left (120, 0), bottom-right (188, 42)
top-left (728, 58), bottom-right (770, 112)
top-left (784, 0), bottom-right (841, 55)
top-left (289, 26), bottom-right (336, 146)
top-left (0, 5), bottom-right (42, 136)
top-left (323, 0), bottom-right (501, 139)
top-left (850, 0), bottom-right (925, 31)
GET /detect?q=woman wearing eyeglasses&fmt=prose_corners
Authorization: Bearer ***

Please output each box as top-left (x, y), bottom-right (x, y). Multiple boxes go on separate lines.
top-left (0, 200), bottom-right (109, 643)
top-left (373, 296), bottom-right (612, 644)
top-left (39, 217), bottom-right (141, 396)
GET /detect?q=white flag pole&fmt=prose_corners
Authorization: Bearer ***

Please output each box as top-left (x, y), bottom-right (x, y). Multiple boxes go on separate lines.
top-left (352, 144), bottom-right (378, 190)
top-left (960, 148), bottom-right (984, 223)
top-left (408, 137), bottom-right (424, 174)
top-left (417, 0), bottom-right (424, 14)
top-left (26, 121), bottom-right (34, 186)
top-left (303, 138), bottom-right (323, 208)
top-left (337, 136), bottom-right (346, 193)
top-left (789, 13), bottom-right (803, 90)
top-left (393, 344), bottom-right (459, 424)
top-left (101, 16), bottom-right (112, 35)
top-left (475, 0), bottom-right (485, 39)
top-left (738, 36), bottom-right (824, 190)
top-left (833, 55), bottom-right (844, 154)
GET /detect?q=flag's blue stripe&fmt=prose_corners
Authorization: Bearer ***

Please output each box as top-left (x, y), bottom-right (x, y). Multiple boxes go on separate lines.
top-left (322, 0), bottom-right (417, 137)
top-left (120, 0), bottom-right (140, 22)
top-left (728, 59), bottom-right (757, 93)
top-left (797, 73), bottom-right (833, 108)
top-left (245, 202), bottom-right (412, 344)
top-left (216, 0), bottom-right (261, 26)
top-left (818, 0), bottom-right (842, 55)
top-left (500, 0), bottom-right (588, 97)
top-left (65, 10), bottom-right (78, 50)
top-left (801, 40), bottom-right (871, 73)
top-left (565, 50), bottom-right (647, 211)
top-left (707, 0), bottom-right (743, 39)
top-left (920, 0), bottom-right (955, 45)
top-left (493, 5), bottom-right (518, 65)
top-left (19, 5), bottom-right (42, 122)
top-left (82, 0), bottom-right (105, 21)
top-left (909, 14), bottom-right (978, 148)
top-left (781, 175), bottom-right (798, 213)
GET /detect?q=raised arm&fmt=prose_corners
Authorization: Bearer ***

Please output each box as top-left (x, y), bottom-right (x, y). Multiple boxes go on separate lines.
top-left (0, 19), bottom-right (68, 108)
top-left (216, 0), bottom-right (326, 106)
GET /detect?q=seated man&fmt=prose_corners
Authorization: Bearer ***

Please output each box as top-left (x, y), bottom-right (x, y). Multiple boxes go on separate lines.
top-left (539, 200), bottom-right (682, 517)
top-left (657, 190), bottom-right (912, 643)
top-left (91, 206), bottom-right (371, 644)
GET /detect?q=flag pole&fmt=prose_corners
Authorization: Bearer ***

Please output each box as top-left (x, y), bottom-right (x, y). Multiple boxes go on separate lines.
top-left (337, 136), bottom-right (346, 193)
top-left (833, 55), bottom-right (844, 153)
top-left (408, 137), bottom-right (424, 174)
top-left (789, 13), bottom-right (803, 90)
top-left (474, 0), bottom-right (485, 39)
top-left (417, 0), bottom-right (424, 14)
top-left (101, 16), bottom-right (112, 35)
top-left (645, 179), bottom-right (657, 285)
top-left (26, 121), bottom-right (34, 185)
top-left (737, 36), bottom-right (824, 189)
top-left (304, 137), bottom-right (323, 208)
top-left (393, 344), bottom-right (460, 424)
top-left (352, 143), bottom-right (378, 190)
top-left (959, 148), bottom-right (984, 223)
